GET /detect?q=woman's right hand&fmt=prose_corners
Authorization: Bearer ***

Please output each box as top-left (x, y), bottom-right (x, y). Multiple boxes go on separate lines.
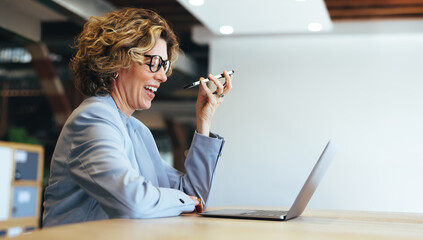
top-left (195, 70), bottom-right (233, 136)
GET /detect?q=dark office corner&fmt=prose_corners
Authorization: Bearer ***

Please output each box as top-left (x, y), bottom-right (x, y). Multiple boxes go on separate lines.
top-left (63, 81), bottom-right (85, 110)
top-left (151, 129), bottom-right (174, 166)
top-left (165, 119), bottom-right (196, 173)
top-left (166, 120), bottom-right (189, 173)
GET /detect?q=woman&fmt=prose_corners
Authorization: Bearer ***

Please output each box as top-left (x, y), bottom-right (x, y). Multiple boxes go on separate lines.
top-left (42, 8), bottom-right (232, 227)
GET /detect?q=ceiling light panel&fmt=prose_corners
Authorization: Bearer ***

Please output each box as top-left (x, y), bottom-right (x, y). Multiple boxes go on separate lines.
top-left (177, 0), bottom-right (332, 35)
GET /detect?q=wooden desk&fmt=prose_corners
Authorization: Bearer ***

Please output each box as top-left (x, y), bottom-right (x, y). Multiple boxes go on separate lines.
top-left (13, 209), bottom-right (423, 240)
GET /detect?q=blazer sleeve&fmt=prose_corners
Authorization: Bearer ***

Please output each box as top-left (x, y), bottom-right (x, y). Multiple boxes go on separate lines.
top-left (164, 131), bottom-right (225, 205)
top-left (67, 104), bottom-right (195, 219)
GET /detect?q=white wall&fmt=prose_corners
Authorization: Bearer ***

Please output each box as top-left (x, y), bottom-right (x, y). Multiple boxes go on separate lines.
top-left (206, 21), bottom-right (423, 213)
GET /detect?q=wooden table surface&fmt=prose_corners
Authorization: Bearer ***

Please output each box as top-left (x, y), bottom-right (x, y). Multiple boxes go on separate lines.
top-left (13, 208), bottom-right (423, 240)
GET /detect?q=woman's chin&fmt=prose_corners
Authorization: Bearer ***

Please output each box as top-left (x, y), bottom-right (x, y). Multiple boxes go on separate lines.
top-left (137, 102), bottom-right (152, 111)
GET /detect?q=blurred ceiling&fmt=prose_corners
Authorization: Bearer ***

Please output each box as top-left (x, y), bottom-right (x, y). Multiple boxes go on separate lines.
top-left (177, 0), bottom-right (333, 35)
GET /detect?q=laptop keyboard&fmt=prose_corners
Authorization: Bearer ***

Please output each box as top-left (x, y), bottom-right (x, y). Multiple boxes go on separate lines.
top-left (240, 210), bottom-right (288, 217)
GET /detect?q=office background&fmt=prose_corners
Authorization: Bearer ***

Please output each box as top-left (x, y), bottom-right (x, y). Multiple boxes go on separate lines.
top-left (1, 1), bottom-right (423, 227)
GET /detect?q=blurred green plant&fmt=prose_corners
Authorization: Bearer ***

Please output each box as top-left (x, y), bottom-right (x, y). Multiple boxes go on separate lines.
top-left (8, 126), bottom-right (38, 144)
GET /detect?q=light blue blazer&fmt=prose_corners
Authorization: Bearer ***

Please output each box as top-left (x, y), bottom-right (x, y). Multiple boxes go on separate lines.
top-left (42, 95), bottom-right (225, 227)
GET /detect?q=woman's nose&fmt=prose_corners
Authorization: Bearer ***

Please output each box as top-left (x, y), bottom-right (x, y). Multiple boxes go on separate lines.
top-left (155, 67), bottom-right (167, 83)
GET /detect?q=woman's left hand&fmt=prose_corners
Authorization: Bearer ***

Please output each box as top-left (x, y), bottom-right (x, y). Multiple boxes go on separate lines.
top-left (188, 195), bottom-right (203, 213)
top-left (196, 70), bottom-right (233, 136)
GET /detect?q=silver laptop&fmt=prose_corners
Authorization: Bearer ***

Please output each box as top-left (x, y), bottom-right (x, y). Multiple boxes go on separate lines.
top-left (199, 140), bottom-right (337, 221)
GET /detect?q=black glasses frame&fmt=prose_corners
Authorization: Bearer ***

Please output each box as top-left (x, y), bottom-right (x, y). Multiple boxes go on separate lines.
top-left (144, 55), bottom-right (171, 74)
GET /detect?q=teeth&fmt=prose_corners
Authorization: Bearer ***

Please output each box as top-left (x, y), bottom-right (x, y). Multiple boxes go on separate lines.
top-left (145, 86), bottom-right (157, 92)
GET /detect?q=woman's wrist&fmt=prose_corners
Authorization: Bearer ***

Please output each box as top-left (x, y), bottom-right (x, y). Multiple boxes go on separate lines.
top-left (196, 120), bottom-right (211, 136)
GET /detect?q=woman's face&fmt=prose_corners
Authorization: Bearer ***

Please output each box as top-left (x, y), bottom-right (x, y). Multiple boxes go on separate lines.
top-left (115, 38), bottom-right (168, 112)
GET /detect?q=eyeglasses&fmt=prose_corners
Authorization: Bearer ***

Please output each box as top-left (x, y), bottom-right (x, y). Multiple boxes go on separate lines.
top-left (144, 55), bottom-right (171, 74)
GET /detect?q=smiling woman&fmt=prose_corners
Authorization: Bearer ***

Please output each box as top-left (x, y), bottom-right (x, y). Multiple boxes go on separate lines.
top-left (42, 7), bottom-right (232, 227)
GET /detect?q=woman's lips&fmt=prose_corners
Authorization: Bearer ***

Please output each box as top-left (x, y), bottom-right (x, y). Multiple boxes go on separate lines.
top-left (144, 86), bottom-right (157, 98)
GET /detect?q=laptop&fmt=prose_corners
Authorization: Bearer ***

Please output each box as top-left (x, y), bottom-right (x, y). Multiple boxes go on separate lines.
top-left (199, 140), bottom-right (337, 221)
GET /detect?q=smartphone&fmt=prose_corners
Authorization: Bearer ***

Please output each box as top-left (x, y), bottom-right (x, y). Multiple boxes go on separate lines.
top-left (183, 70), bottom-right (234, 89)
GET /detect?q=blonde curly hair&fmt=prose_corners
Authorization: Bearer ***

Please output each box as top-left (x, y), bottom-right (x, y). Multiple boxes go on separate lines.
top-left (70, 8), bottom-right (179, 96)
